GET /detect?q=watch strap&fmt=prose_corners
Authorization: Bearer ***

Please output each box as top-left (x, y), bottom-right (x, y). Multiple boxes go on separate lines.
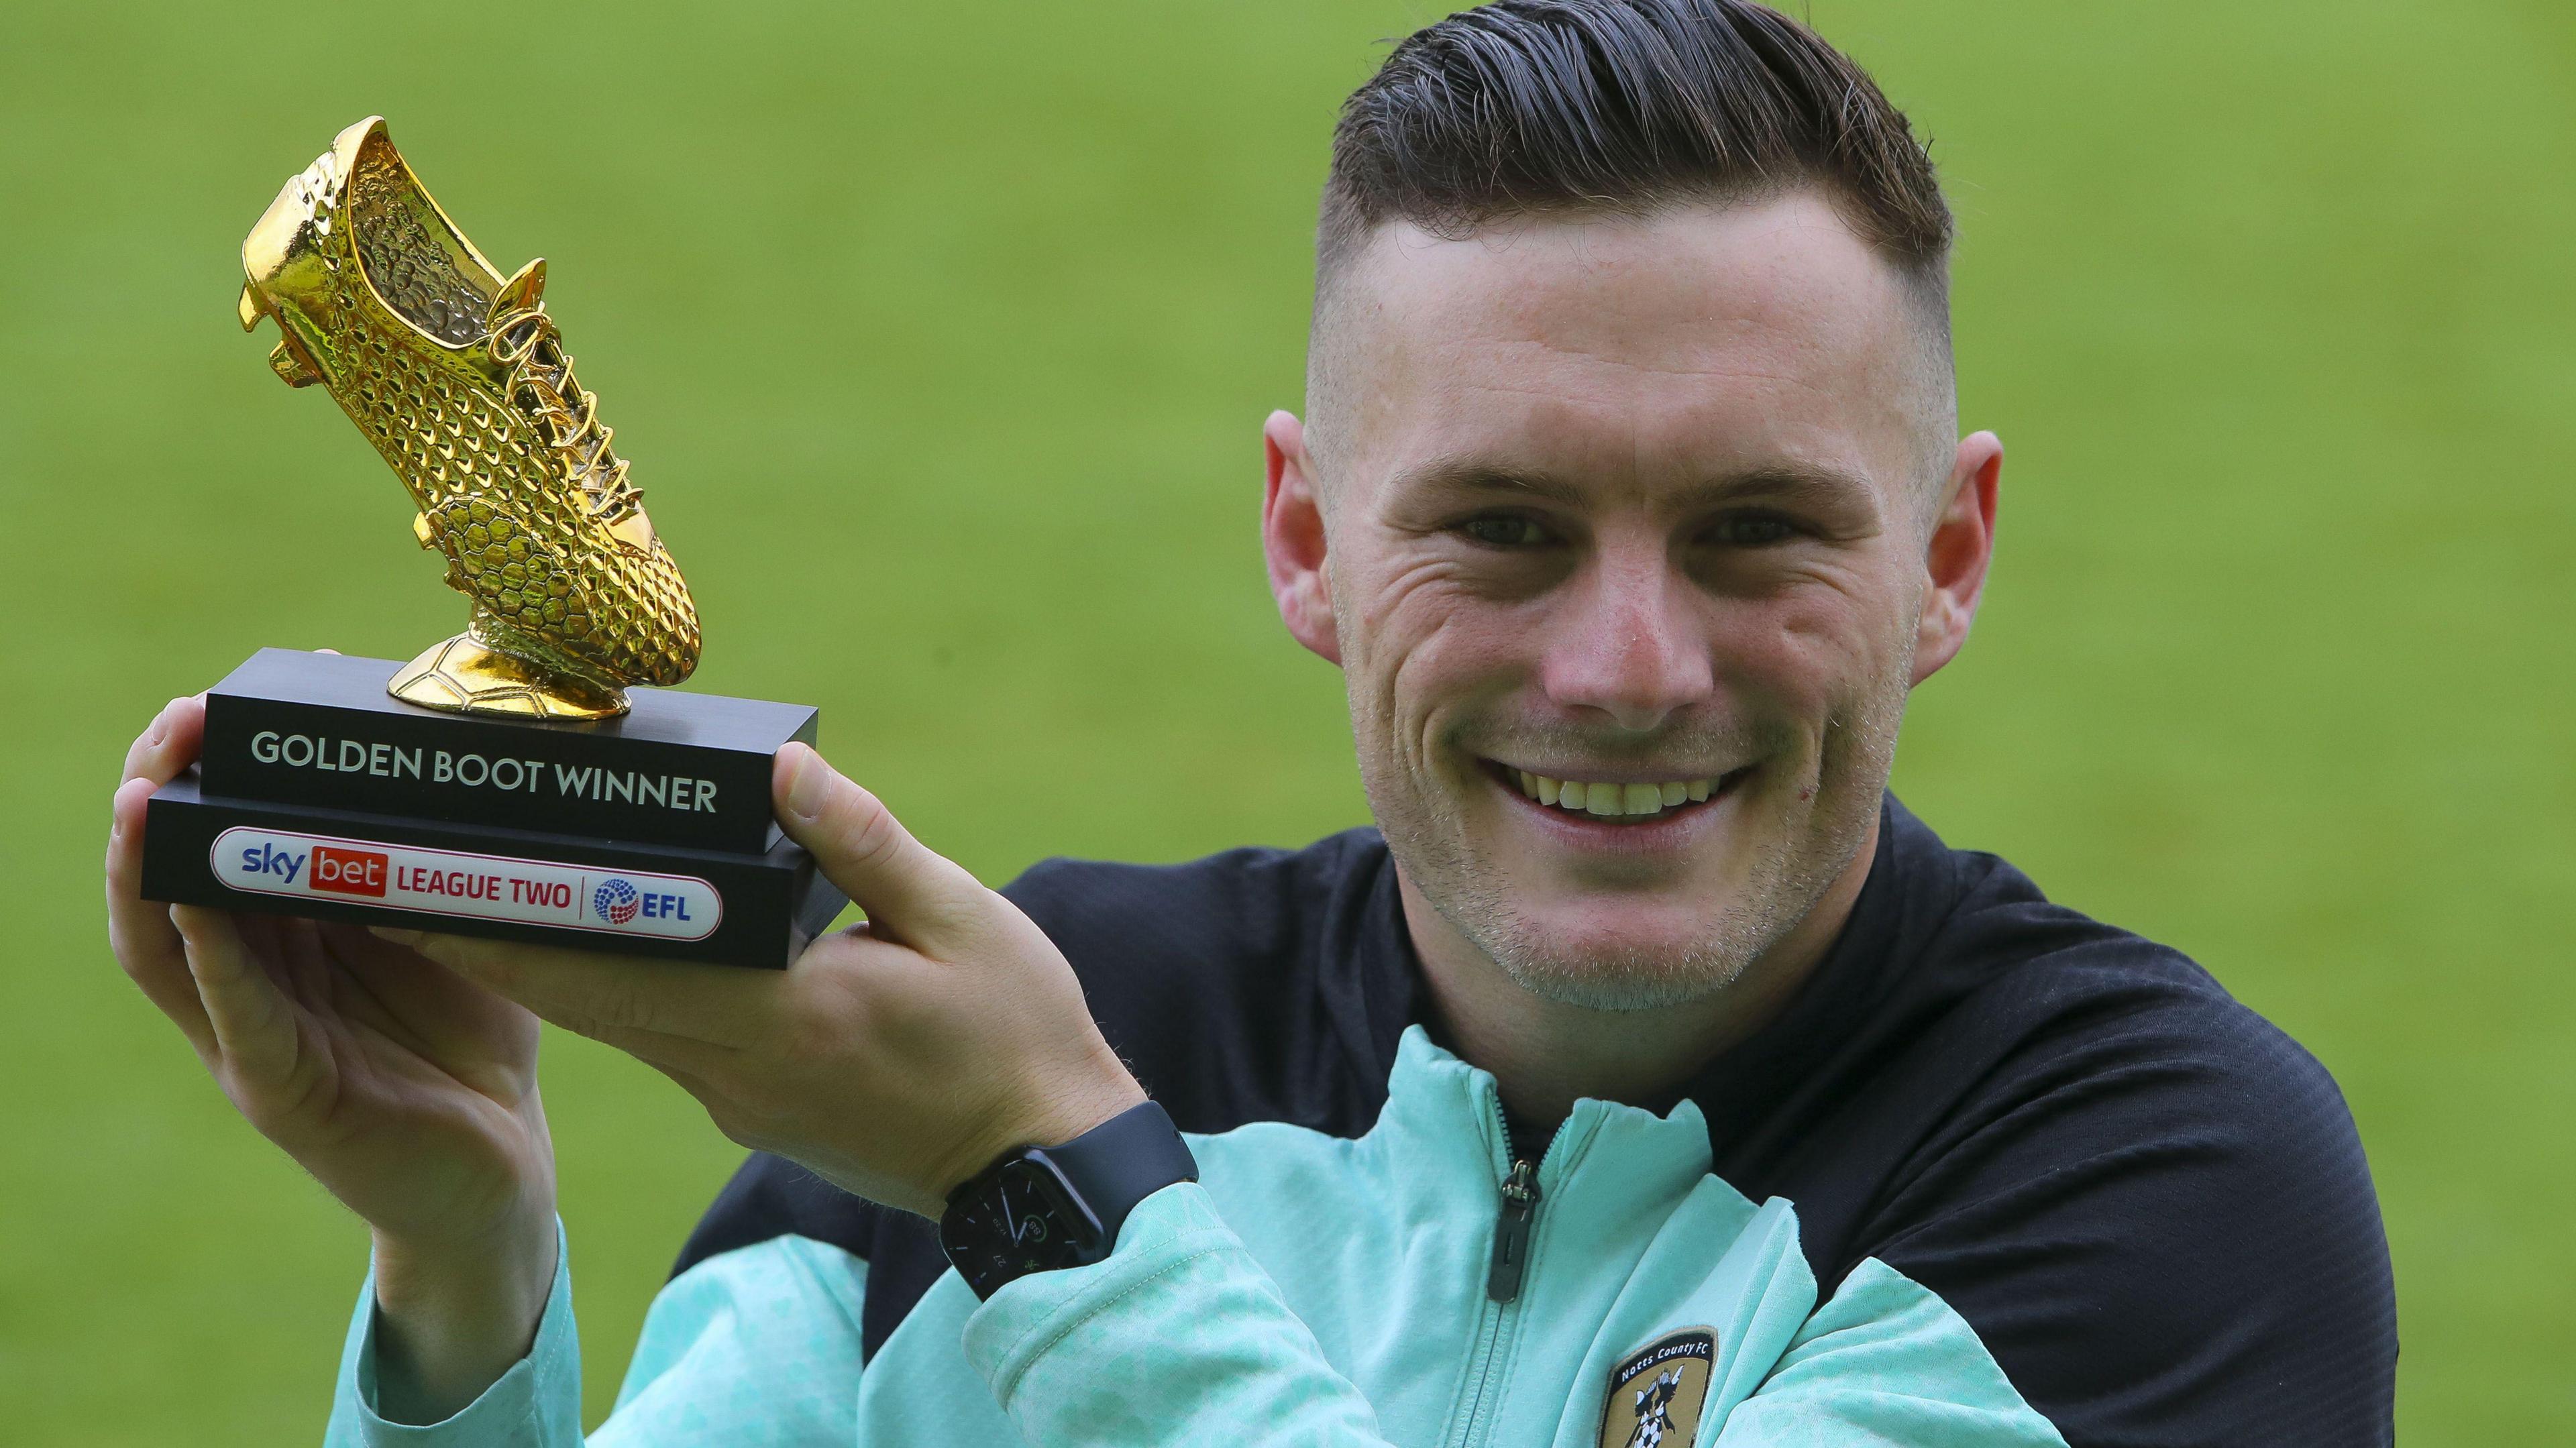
top-left (1042, 1100), bottom-right (1198, 1248)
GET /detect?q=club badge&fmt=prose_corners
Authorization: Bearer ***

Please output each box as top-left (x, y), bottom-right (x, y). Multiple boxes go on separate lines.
top-left (1597, 1328), bottom-right (1715, 1448)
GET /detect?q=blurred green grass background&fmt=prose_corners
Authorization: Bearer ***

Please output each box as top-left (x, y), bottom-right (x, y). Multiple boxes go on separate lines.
top-left (1, 1), bottom-right (2567, 1440)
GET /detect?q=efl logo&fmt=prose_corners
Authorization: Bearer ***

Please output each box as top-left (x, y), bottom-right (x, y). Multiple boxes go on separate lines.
top-left (594, 878), bottom-right (641, 925)
top-left (590, 876), bottom-right (700, 929)
top-left (311, 845), bottom-right (389, 898)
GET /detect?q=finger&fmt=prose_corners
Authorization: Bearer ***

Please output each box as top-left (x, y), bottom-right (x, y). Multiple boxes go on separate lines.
top-left (105, 775), bottom-right (215, 1058)
top-left (119, 693), bottom-right (205, 789)
top-left (394, 948), bottom-right (735, 1078)
top-left (773, 743), bottom-right (986, 950)
top-left (372, 927), bottom-right (771, 1050)
top-left (274, 915), bottom-right (337, 1007)
top-left (171, 904), bottom-right (303, 1083)
top-left (323, 922), bottom-right (531, 1058)
top-left (557, 1013), bottom-right (738, 1078)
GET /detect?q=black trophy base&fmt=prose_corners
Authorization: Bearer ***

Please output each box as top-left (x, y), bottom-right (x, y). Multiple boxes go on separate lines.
top-left (144, 774), bottom-right (845, 967)
top-left (138, 650), bottom-right (848, 968)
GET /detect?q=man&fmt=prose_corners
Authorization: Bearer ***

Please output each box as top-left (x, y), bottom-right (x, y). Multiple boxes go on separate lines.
top-left (105, 1), bottom-right (2397, 1443)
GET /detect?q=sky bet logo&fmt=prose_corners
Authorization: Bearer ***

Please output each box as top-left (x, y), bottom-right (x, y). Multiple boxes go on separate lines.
top-left (238, 842), bottom-right (388, 897)
top-left (313, 845), bottom-right (388, 897)
top-left (211, 827), bottom-right (720, 941)
top-left (238, 840), bottom-right (304, 885)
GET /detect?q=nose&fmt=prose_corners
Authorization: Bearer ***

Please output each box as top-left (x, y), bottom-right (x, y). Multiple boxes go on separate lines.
top-left (1539, 544), bottom-right (1714, 732)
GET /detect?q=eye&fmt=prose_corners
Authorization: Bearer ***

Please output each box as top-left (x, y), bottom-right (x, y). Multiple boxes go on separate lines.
top-left (1703, 512), bottom-right (1801, 548)
top-left (1458, 514), bottom-right (1554, 548)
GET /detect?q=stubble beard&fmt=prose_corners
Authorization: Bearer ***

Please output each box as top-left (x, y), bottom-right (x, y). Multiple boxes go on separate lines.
top-left (1362, 674), bottom-right (1909, 1015)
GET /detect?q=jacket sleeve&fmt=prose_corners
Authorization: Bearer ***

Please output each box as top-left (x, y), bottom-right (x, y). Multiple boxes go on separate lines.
top-left (321, 1225), bottom-right (869, 1447)
top-left (959, 1182), bottom-right (1400, 1447)
top-left (1713, 1259), bottom-right (2068, 1447)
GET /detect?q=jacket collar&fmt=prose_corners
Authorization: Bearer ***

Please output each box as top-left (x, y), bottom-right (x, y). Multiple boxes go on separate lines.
top-left (1378, 1025), bottom-right (1719, 1215)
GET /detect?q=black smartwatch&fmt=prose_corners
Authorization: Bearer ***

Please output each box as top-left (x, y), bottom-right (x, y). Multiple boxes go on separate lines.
top-left (938, 1101), bottom-right (1199, 1299)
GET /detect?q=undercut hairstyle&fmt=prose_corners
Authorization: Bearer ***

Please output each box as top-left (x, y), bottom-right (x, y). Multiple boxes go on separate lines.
top-left (1318, 0), bottom-right (1953, 296)
top-left (1308, 0), bottom-right (1962, 516)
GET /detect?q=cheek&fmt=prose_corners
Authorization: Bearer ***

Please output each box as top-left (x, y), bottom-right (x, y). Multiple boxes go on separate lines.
top-left (1348, 557), bottom-right (1534, 712)
top-left (1711, 571), bottom-right (1906, 720)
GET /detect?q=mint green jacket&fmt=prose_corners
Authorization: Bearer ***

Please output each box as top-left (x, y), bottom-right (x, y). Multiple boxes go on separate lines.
top-left (322, 1029), bottom-right (2064, 1446)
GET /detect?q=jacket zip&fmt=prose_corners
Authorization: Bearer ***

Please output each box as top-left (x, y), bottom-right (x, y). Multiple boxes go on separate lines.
top-left (1447, 1098), bottom-right (1548, 1448)
top-left (1485, 1158), bottom-right (1542, 1302)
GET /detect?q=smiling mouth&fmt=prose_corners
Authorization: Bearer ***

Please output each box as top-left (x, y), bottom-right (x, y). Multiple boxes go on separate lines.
top-left (1483, 761), bottom-right (1755, 822)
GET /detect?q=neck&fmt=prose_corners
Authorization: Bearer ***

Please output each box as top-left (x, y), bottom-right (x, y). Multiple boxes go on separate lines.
top-left (1399, 814), bottom-right (1879, 1131)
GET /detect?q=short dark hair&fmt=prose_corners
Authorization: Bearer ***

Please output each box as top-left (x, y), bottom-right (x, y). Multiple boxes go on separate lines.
top-left (1318, 0), bottom-right (1952, 292)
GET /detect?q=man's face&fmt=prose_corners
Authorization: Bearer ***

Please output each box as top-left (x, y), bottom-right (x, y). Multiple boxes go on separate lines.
top-left (1285, 192), bottom-right (1974, 1009)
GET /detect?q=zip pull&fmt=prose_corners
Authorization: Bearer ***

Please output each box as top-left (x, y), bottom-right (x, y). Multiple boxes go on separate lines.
top-left (1485, 1159), bottom-right (1542, 1302)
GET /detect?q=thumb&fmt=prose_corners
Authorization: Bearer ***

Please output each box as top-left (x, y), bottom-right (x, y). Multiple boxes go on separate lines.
top-left (774, 743), bottom-right (985, 949)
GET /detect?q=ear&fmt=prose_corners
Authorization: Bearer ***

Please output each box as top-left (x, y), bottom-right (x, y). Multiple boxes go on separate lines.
top-left (1912, 431), bottom-right (2003, 686)
top-left (1262, 410), bottom-right (1340, 665)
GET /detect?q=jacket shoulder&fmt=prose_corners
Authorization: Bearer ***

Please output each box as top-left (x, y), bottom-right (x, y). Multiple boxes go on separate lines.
top-left (1867, 850), bottom-right (2396, 1444)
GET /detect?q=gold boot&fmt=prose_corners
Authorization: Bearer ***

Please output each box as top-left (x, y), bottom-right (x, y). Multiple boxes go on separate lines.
top-left (238, 117), bottom-right (700, 720)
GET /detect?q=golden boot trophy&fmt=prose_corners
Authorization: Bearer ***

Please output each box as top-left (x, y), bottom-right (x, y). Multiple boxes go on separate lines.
top-left (239, 116), bottom-right (700, 720)
top-left (140, 119), bottom-right (843, 968)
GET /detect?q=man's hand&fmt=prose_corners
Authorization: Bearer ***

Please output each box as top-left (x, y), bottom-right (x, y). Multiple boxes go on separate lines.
top-left (105, 693), bottom-right (557, 1421)
top-left (381, 742), bottom-right (1146, 1219)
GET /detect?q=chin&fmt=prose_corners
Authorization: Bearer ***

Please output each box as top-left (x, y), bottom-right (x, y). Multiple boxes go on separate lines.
top-left (1413, 798), bottom-right (1838, 1008)
top-left (1487, 927), bottom-right (1758, 1011)
top-left (1514, 892), bottom-right (1732, 956)
top-left (1451, 883), bottom-right (1776, 1010)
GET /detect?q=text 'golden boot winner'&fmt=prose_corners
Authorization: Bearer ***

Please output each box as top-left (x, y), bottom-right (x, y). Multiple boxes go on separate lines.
top-left (238, 117), bottom-right (700, 720)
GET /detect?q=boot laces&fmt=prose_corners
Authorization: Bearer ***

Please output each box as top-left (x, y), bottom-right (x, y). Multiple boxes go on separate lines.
top-left (486, 301), bottom-right (643, 526)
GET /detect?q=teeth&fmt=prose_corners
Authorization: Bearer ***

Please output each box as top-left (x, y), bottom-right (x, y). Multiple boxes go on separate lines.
top-left (1511, 771), bottom-right (1723, 818)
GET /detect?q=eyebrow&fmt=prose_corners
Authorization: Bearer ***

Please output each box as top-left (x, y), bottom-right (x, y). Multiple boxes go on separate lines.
top-left (1390, 457), bottom-right (1880, 516)
top-left (1392, 461), bottom-right (1587, 504)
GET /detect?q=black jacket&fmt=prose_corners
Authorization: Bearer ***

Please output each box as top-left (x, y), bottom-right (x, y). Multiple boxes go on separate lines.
top-left (679, 797), bottom-right (2397, 1445)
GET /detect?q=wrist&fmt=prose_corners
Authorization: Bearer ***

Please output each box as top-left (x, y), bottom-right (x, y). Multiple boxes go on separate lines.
top-left (1024, 1071), bottom-right (1151, 1155)
top-left (369, 1205), bottom-right (557, 1422)
top-left (943, 1059), bottom-right (1146, 1203)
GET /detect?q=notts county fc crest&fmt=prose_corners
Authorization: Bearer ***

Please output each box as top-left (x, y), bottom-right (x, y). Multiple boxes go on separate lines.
top-left (1597, 1329), bottom-right (1715, 1448)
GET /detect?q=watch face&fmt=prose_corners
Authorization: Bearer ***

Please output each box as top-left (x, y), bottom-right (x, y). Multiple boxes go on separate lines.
top-left (943, 1156), bottom-right (1106, 1296)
